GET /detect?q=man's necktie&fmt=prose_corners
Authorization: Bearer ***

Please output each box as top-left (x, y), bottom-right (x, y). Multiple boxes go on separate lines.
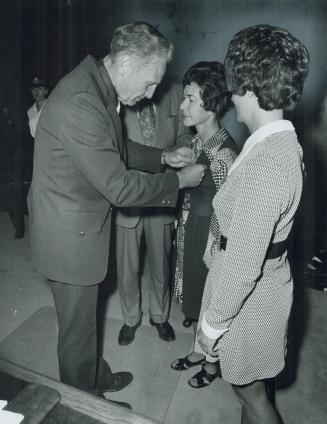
top-left (138, 102), bottom-right (156, 146)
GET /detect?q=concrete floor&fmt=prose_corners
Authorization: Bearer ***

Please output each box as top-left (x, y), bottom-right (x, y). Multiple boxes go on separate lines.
top-left (0, 210), bottom-right (326, 423)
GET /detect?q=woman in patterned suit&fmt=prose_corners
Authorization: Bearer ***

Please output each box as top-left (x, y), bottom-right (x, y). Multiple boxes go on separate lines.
top-left (171, 62), bottom-right (238, 381)
top-left (194, 26), bottom-right (309, 423)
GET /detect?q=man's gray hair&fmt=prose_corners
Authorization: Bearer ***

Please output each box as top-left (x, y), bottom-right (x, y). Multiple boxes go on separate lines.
top-left (110, 22), bottom-right (173, 63)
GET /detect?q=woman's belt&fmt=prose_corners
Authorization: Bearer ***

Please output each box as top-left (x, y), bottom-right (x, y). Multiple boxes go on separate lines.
top-left (219, 235), bottom-right (288, 260)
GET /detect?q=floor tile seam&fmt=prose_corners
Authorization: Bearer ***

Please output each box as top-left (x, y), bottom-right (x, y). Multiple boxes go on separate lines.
top-left (162, 369), bottom-right (184, 424)
top-left (161, 336), bottom-right (194, 423)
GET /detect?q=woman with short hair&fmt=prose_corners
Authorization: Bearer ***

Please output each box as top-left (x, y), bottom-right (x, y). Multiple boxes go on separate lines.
top-left (172, 61), bottom-right (238, 384)
top-left (195, 25), bottom-right (309, 423)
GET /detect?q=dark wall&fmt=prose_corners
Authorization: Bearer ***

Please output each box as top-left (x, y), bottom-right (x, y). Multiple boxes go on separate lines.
top-left (2, 1), bottom-right (326, 133)
top-left (0, 0), bottom-right (91, 154)
top-left (85, 0), bottom-right (327, 132)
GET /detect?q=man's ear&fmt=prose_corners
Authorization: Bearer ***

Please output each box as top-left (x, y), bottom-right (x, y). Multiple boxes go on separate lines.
top-left (118, 55), bottom-right (131, 76)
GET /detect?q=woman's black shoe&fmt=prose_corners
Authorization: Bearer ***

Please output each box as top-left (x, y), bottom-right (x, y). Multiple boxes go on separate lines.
top-left (183, 317), bottom-right (196, 328)
top-left (188, 364), bottom-right (221, 388)
top-left (171, 355), bottom-right (205, 371)
top-left (305, 249), bottom-right (327, 275)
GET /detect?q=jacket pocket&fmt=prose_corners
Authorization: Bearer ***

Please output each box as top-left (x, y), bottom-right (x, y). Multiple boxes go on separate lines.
top-left (60, 210), bottom-right (102, 234)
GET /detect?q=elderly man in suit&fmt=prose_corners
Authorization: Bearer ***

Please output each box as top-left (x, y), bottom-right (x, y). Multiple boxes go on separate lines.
top-left (116, 82), bottom-right (192, 345)
top-left (28, 22), bottom-right (205, 401)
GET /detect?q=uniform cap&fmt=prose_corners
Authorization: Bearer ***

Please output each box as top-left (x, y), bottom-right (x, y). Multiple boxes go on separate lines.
top-left (31, 76), bottom-right (47, 88)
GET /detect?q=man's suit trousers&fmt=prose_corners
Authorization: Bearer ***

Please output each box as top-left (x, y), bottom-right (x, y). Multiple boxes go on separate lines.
top-left (49, 280), bottom-right (114, 394)
top-left (116, 215), bottom-right (173, 326)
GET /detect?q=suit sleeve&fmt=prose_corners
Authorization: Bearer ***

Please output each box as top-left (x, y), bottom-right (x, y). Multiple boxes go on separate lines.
top-left (125, 139), bottom-right (163, 173)
top-left (59, 92), bottom-right (179, 208)
top-left (204, 154), bottom-right (287, 332)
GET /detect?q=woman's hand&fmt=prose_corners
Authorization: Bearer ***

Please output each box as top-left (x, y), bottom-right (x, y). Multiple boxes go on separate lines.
top-left (197, 328), bottom-right (219, 357)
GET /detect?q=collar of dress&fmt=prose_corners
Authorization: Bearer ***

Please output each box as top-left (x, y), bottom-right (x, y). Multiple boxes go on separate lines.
top-left (228, 119), bottom-right (295, 175)
top-left (193, 127), bottom-right (229, 158)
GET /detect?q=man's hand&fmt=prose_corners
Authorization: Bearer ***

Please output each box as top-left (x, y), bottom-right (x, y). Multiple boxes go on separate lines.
top-left (197, 327), bottom-right (219, 357)
top-left (177, 163), bottom-right (206, 189)
top-left (163, 147), bottom-right (195, 168)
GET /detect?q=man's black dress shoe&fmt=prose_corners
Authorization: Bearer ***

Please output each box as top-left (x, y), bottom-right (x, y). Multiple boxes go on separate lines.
top-left (102, 371), bottom-right (133, 393)
top-left (14, 231), bottom-right (25, 239)
top-left (149, 318), bottom-right (176, 342)
top-left (118, 324), bottom-right (139, 346)
top-left (109, 399), bottom-right (132, 410)
top-left (100, 393), bottom-right (132, 410)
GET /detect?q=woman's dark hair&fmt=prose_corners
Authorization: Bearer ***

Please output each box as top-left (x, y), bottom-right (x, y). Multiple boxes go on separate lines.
top-left (183, 61), bottom-right (232, 118)
top-left (225, 24), bottom-right (309, 111)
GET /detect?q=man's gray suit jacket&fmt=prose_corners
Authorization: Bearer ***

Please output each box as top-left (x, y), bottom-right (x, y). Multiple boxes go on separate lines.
top-left (28, 55), bottom-right (180, 286)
